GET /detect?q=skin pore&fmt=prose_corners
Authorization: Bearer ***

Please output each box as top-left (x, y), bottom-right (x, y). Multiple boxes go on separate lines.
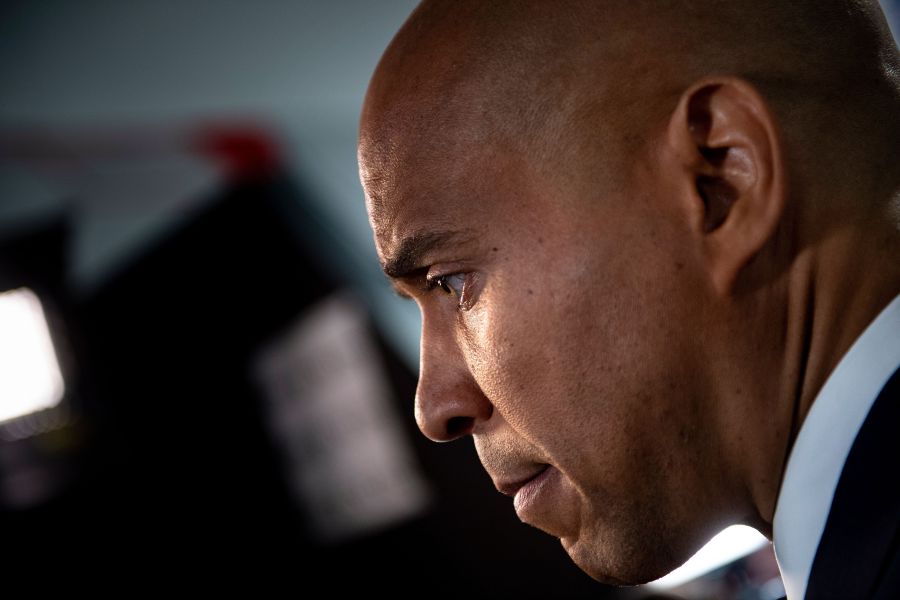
top-left (358, 0), bottom-right (900, 586)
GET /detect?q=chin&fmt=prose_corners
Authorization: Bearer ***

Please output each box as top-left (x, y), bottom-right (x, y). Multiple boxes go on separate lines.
top-left (561, 531), bottom-right (680, 587)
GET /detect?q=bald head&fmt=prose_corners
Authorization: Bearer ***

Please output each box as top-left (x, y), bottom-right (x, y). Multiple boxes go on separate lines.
top-left (361, 0), bottom-right (900, 225)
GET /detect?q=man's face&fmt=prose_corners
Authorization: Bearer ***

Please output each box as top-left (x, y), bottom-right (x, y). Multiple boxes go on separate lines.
top-left (360, 122), bottom-right (731, 583)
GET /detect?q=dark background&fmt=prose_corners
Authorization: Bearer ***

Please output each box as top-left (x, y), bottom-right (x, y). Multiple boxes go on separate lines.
top-left (0, 167), bottom-right (606, 597)
top-left (1, 1), bottom-right (897, 597)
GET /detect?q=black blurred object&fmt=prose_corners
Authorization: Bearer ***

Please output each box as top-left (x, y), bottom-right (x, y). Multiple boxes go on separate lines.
top-left (0, 168), bottom-right (610, 597)
top-left (0, 215), bottom-right (88, 508)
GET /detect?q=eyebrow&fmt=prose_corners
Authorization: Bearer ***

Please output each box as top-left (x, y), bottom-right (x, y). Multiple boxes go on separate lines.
top-left (382, 229), bottom-right (473, 281)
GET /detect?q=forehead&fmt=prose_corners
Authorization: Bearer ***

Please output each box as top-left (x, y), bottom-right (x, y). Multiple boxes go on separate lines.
top-left (361, 90), bottom-right (563, 260)
top-left (358, 51), bottom-right (562, 260)
top-left (360, 116), bottom-right (518, 257)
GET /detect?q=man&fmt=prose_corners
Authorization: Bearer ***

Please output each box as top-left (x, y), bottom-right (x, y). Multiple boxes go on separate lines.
top-left (357, 1), bottom-right (900, 598)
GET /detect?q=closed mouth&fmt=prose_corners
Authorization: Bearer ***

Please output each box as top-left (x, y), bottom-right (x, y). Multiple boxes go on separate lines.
top-left (495, 464), bottom-right (550, 497)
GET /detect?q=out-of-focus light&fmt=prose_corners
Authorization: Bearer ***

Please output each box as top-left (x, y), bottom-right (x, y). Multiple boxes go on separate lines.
top-left (0, 287), bottom-right (66, 424)
top-left (647, 524), bottom-right (770, 589)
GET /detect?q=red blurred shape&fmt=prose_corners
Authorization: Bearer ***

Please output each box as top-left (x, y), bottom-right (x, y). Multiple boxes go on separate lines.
top-left (193, 125), bottom-right (280, 182)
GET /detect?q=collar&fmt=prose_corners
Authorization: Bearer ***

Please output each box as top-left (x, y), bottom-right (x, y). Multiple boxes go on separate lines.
top-left (772, 293), bottom-right (900, 599)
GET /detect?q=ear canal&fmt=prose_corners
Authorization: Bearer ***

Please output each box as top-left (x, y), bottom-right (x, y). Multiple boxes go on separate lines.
top-left (697, 174), bottom-right (739, 233)
top-left (699, 145), bottom-right (728, 168)
top-left (686, 85), bottom-right (742, 233)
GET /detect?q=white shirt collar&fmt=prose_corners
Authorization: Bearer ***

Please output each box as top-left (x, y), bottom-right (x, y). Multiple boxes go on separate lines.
top-left (773, 293), bottom-right (900, 600)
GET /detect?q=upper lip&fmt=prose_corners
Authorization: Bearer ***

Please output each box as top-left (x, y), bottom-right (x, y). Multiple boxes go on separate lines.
top-left (494, 464), bottom-right (550, 497)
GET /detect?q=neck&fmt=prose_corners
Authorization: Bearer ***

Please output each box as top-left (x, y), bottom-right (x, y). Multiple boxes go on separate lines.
top-left (793, 230), bottom-right (900, 431)
top-left (772, 195), bottom-right (900, 525)
top-left (726, 187), bottom-right (900, 537)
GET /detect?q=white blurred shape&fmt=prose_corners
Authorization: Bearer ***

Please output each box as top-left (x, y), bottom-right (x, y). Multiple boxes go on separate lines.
top-left (647, 524), bottom-right (770, 589)
top-left (0, 288), bottom-right (66, 424)
top-left (254, 293), bottom-right (430, 542)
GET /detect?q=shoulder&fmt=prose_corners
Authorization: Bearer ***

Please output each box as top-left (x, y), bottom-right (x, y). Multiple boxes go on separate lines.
top-left (806, 368), bottom-right (900, 599)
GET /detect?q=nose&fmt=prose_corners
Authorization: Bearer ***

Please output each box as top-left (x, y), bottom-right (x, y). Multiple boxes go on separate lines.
top-left (414, 316), bottom-right (493, 442)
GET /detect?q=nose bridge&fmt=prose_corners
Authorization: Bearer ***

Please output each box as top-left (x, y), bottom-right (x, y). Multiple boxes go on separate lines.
top-left (415, 311), bottom-right (492, 442)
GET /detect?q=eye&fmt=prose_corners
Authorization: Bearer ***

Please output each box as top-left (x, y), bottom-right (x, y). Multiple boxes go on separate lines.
top-left (425, 272), bottom-right (473, 309)
top-left (435, 273), bottom-right (465, 297)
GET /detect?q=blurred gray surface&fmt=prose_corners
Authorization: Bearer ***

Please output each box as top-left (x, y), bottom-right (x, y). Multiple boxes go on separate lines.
top-left (0, 0), bottom-right (421, 365)
top-left (1, 0), bottom-right (898, 368)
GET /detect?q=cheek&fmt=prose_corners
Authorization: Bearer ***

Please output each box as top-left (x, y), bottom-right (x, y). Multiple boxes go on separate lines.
top-left (459, 272), bottom-right (623, 455)
top-left (459, 252), bottom-right (707, 489)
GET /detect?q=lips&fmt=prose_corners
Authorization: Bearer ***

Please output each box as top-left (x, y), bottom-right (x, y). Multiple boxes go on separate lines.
top-left (494, 463), bottom-right (558, 520)
top-left (486, 451), bottom-right (578, 538)
top-left (511, 464), bottom-right (556, 516)
top-left (495, 464), bottom-right (549, 497)
top-left (495, 463), bottom-right (573, 535)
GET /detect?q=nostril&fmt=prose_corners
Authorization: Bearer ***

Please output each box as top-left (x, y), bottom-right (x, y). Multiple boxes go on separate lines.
top-left (445, 416), bottom-right (474, 439)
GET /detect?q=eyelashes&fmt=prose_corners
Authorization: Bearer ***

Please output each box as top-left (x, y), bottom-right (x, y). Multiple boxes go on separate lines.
top-left (424, 272), bottom-right (473, 309)
top-left (426, 273), bottom-right (463, 295)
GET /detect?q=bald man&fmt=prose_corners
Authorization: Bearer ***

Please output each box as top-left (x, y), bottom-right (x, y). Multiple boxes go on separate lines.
top-left (357, 1), bottom-right (900, 598)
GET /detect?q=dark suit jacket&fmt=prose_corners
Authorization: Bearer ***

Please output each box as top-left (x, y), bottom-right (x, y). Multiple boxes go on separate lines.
top-left (803, 366), bottom-right (900, 599)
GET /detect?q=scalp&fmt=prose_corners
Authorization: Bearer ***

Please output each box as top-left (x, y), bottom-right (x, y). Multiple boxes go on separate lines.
top-left (359, 0), bottom-right (900, 218)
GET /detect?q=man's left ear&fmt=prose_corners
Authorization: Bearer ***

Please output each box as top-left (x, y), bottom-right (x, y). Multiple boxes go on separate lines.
top-left (666, 77), bottom-right (788, 296)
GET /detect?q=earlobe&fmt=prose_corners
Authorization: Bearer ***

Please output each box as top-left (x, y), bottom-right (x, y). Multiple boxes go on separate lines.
top-left (667, 78), bottom-right (788, 296)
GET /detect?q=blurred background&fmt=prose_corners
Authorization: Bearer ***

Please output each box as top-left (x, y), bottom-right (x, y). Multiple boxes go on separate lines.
top-left (1, 1), bottom-right (897, 597)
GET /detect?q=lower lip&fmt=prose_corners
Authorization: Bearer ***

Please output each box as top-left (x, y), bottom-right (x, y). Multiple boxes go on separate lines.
top-left (513, 465), bottom-right (558, 519)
